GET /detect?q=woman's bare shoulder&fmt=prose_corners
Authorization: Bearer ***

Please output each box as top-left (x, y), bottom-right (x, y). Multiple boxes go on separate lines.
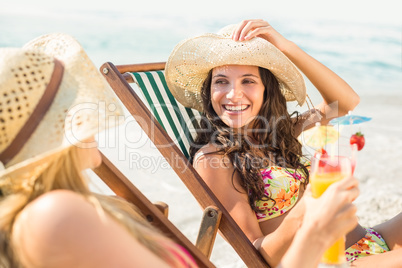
top-left (16, 190), bottom-right (90, 222)
top-left (13, 191), bottom-right (96, 252)
top-left (194, 142), bottom-right (231, 161)
top-left (14, 190), bottom-right (90, 233)
top-left (11, 190), bottom-right (92, 266)
top-left (194, 143), bottom-right (220, 156)
top-left (193, 143), bottom-right (232, 170)
top-left (13, 190), bottom-right (170, 268)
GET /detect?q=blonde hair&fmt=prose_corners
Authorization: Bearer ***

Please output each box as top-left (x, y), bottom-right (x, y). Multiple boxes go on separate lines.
top-left (0, 147), bottom-right (186, 267)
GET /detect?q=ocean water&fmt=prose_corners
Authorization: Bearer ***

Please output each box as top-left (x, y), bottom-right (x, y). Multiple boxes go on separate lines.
top-left (1, 1), bottom-right (401, 267)
top-left (1, 1), bottom-right (401, 98)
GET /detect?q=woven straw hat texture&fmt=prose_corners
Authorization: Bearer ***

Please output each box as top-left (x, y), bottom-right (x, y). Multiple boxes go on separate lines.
top-left (0, 33), bottom-right (123, 194)
top-left (165, 24), bottom-right (306, 111)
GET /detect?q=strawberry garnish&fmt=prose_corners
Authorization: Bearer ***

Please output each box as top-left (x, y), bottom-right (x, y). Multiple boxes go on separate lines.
top-left (350, 132), bottom-right (365, 151)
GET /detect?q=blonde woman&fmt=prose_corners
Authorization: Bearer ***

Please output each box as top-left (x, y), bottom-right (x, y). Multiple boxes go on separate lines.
top-left (0, 34), bottom-right (197, 268)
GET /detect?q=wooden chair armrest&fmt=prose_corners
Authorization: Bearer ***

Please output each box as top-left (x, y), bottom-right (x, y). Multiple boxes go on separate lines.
top-left (196, 206), bottom-right (222, 258)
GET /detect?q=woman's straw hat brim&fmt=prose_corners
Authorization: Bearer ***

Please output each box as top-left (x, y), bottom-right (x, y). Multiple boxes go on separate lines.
top-left (0, 33), bottom-right (123, 193)
top-left (165, 25), bottom-right (306, 111)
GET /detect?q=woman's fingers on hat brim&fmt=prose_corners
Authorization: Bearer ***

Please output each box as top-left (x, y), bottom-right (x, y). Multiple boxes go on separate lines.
top-left (244, 27), bottom-right (272, 41)
top-left (232, 19), bottom-right (268, 41)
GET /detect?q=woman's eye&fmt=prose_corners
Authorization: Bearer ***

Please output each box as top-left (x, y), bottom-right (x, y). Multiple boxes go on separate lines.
top-left (214, 79), bottom-right (228, 84)
top-left (242, 79), bottom-right (255, 84)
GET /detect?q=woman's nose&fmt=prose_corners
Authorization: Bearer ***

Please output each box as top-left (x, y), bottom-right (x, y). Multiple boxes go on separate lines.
top-left (226, 86), bottom-right (243, 100)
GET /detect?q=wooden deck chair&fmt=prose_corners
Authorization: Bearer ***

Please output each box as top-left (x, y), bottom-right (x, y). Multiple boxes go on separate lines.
top-left (97, 61), bottom-right (269, 268)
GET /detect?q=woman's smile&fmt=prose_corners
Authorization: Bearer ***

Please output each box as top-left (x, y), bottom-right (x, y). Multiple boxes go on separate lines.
top-left (223, 104), bottom-right (250, 112)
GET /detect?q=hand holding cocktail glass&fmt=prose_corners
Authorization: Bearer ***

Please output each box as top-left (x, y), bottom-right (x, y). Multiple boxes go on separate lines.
top-left (310, 154), bottom-right (359, 267)
top-left (299, 114), bottom-right (370, 266)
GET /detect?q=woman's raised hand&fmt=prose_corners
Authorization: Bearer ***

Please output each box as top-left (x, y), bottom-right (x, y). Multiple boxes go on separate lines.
top-left (231, 19), bottom-right (292, 53)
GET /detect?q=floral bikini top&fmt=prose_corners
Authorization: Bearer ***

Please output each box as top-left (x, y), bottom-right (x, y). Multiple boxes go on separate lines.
top-left (254, 158), bottom-right (310, 222)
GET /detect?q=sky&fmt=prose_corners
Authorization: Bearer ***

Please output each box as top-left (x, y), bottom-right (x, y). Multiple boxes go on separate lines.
top-left (2, 0), bottom-right (401, 25)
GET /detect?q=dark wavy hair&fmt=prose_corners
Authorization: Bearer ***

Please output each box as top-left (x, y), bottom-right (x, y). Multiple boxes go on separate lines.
top-left (189, 67), bottom-right (309, 212)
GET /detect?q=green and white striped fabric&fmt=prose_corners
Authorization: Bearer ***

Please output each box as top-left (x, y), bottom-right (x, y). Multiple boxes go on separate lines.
top-left (128, 71), bottom-right (202, 160)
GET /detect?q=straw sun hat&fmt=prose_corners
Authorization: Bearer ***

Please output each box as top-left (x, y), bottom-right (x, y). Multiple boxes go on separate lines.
top-left (165, 24), bottom-right (306, 112)
top-left (0, 33), bottom-right (123, 195)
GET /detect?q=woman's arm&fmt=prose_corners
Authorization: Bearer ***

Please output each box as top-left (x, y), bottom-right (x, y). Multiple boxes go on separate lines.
top-left (194, 144), bottom-right (305, 267)
top-left (233, 19), bottom-right (360, 132)
top-left (252, 201), bottom-right (306, 267)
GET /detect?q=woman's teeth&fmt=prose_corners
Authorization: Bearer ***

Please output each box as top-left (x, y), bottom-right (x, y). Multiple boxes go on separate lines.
top-left (224, 105), bottom-right (248, 111)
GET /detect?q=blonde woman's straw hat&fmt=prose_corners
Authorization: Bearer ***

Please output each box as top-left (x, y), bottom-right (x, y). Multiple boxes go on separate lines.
top-left (0, 33), bottom-right (123, 194)
top-left (165, 24), bottom-right (306, 111)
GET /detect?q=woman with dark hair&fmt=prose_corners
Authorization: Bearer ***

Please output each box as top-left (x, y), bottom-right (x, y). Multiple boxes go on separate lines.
top-left (165, 19), bottom-right (402, 267)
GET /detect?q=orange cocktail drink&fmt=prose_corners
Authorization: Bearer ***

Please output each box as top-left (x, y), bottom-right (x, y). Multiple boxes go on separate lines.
top-left (310, 156), bottom-right (351, 265)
